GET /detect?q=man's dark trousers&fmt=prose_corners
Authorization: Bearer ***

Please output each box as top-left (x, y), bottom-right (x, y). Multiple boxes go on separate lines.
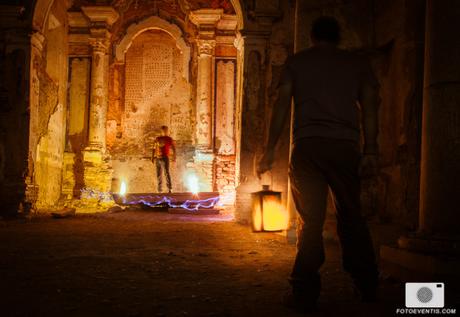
top-left (156, 157), bottom-right (172, 192)
top-left (289, 137), bottom-right (378, 300)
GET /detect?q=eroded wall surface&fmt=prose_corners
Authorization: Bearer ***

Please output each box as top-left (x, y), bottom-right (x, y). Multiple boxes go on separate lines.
top-left (32, 0), bottom-right (69, 210)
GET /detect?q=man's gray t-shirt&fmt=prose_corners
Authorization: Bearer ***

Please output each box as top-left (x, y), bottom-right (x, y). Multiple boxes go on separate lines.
top-left (280, 46), bottom-right (379, 143)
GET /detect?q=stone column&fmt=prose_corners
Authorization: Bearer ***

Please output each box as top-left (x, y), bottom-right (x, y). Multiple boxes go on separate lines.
top-left (87, 36), bottom-right (110, 150)
top-left (381, 0), bottom-right (460, 277)
top-left (195, 39), bottom-right (216, 149)
top-left (190, 9), bottom-right (222, 192)
top-left (79, 6), bottom-right (118, 210)
top-left (234, 33), bottom-right (270, 223)
top-left (81, 6), bottom-right (119, 153)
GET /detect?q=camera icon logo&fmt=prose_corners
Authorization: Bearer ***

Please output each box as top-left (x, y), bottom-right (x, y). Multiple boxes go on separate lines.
top-left (405, 283), bottom-right (445, 308)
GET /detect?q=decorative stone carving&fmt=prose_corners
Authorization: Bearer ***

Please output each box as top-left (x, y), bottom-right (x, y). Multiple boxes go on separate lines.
top-left (196, 39), bottom-right (216, 56)
top-left (217, 14), bottom-right (238, 31)
top-left (189, 8), bottom-right (223, 28)
top-left (189, 9), bottom-right (223, 42)
top-left (89, 37), bottom-right (109, 54)
top-left (30, 31), bottom-right (45, 53)
top-left (81, 6), bottom-right (119, 26)
top-left (68, 11), bottom-right (90, 28)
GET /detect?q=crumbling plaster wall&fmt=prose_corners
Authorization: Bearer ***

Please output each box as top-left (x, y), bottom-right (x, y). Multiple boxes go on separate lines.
top-left (35, 3), bottom-right (68, 210)
top-left (32, 0), bottom-right (69, 210)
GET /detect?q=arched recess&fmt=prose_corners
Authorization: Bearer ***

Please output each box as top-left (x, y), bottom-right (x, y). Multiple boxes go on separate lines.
top-left (115, 16), bottom-right (190, 81)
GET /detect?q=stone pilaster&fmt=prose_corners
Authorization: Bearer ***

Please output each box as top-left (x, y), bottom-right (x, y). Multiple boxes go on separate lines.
top-left (78, 6), bottom-right (118, 211)
top-left (381, 0), bottom-right (460, 277)
top-left (195, 39), bottom-right (216, 149)
top-left (81, 6), bottom-right (118, 152)
top-left (234, 3), bottom-right (283, 225)
top-left (87, 35), bottom-right (110, 150)
top-left (234, 33), bottom-right (271, 223)
top-left (190, 9), bottom-right (222, 192)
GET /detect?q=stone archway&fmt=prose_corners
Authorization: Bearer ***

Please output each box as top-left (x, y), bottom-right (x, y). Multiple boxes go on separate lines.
top-left (229, 0), bottom-right (244, 30)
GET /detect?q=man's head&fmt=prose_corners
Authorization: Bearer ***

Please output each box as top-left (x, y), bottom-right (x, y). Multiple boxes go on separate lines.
top-left (311, 16), bottom-right (341, 45)
top-left (160, 125), bottom-right (169, 136)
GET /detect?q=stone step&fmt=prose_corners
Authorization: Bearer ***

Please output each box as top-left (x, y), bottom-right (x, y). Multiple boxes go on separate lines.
top-left (113, 192), bottom-right (220, 211)
top-left (168, 208), bottom-right (220, 215)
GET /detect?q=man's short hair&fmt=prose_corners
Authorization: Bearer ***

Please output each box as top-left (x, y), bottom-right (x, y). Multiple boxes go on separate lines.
top-left (311, 16), bottom-right (341, 44)
top-left (161, 125), bottom-right (168, 131)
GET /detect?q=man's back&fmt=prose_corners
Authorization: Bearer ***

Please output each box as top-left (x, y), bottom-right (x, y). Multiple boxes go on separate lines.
top-left (283, 46), bottom-right (378, 143)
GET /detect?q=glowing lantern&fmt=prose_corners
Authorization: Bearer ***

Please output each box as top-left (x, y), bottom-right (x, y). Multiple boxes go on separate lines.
top-left (120, 181), bottom-right (127, 196)
top-left (251, 185), bottom-right (289, 232)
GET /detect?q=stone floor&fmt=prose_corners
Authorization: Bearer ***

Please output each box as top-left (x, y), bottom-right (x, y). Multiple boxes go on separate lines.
top-left (0, 211), bottom-right (427, 316)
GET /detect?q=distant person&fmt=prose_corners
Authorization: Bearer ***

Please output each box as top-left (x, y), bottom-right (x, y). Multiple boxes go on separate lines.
top-left (153, 126), bottom-right (176, 193)
top-left (257, 16), bottom-right (380, 312)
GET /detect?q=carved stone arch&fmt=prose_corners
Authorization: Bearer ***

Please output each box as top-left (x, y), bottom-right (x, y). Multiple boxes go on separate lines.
top-left (229, 0), bottom-right (244, 30)
top-left (32, 0), bottom-right (55, 33)
top-left (115, 16), bottom-right (190, 81)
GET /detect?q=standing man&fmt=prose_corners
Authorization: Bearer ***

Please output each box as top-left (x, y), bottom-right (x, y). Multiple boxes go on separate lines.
top-left (257, 16), bottom-right (380, 312)
top-left (154, 125), bottom-right (176, 193)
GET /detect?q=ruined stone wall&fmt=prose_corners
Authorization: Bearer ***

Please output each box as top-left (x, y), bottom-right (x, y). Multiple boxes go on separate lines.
top-left (33, 1), bottom-right (69, 210)
top-left (372, 0), bottom-right (425, 229)
top-left (108, 30), bottom-right (193, 193)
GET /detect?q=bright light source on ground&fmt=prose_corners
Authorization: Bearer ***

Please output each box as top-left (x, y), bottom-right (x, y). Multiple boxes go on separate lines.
top-left (261, 198), bottom-right (289, 231)
top-left (120, 181), bottom-right (127, 196)
top-left (186, 174), bottom-right (200, 195)
top-left (252, 186), bottom-right (289, 232)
